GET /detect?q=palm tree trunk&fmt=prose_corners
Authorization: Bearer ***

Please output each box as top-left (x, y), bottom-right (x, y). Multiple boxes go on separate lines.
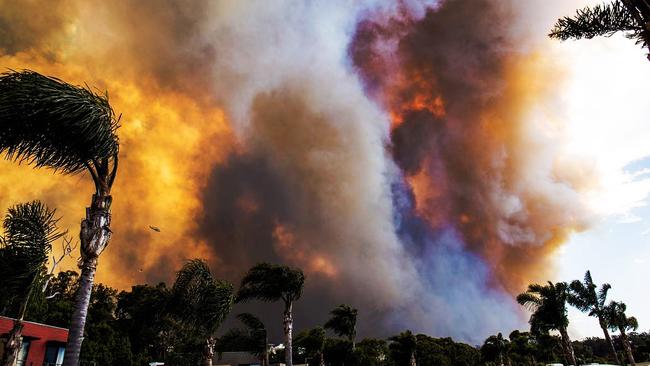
top-left (203, 337), bottom-right (215, 366)
top-left (409, 351), bottom-right (416, 366)
top-left (2, 271), bottom-right (37, 366)
top-left (619, 328), bottom-right (636, 366)
top-left (559, 327), bottom-right (577, 366)
top-left (1, 320), bottom-right (24, 366)
top-left (63, 194), bottom-right (113, 366)
top-left (62, 257), bottom-right (97, 366)
top-left (599, 318), bottom-right (621, 365)
top-left (264, 334), bottom-right (270, 366)
top-left (284, 301), bottom-right (293, 366)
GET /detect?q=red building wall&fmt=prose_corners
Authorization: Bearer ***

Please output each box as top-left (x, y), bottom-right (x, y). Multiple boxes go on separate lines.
top-left (0, 316), bottom-right (68, 366)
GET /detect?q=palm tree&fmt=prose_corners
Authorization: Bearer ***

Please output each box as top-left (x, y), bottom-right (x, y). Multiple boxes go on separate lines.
top-left (388, 330), bottom-right (417, 366)
top-left (295, 327), bottom-right (326, 366)
top-left (236, 313), bottom-right (269, 366)
top-left (567, 270), bottom-right (620, 364)
top-left (481, 333), bottom-right (510, 366)
top-left (324, 304), bottom-right (358, 349)
top-left (517, 281), bottom-right (577, 366)
top-left (236, 263), bottom-right (305, 366)
top-left (171, 259), bottom-right (234, 366)
top-left (508, 330), bottom-right (537, 366)
top-left (549, 0), bottom-right (650, 60)
top-left (605, 301), bottom-right (638, 366)
top-left (0, 201), bottom-right (65, 366)
top-left (0, 70), bottom-right (120, 366)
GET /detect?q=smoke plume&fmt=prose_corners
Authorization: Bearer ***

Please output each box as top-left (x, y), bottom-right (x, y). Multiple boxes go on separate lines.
top-left (350, 0), bottom-right (591, 294)
top-left (0, 0), bottom-right (593, 343)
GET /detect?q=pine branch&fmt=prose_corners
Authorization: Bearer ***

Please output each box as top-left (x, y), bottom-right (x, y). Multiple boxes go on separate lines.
top-left (550, 1), bottom-right (644, 44)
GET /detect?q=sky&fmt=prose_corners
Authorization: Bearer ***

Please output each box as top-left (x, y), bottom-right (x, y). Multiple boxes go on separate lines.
top-left (0, 0), bottom-right (649, 344)
top-left (549, 34), bottom-right (650, 339)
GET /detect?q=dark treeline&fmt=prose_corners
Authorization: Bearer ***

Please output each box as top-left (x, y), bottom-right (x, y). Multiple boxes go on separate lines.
top-left (480, 330), bottom-right (650, 366)
top-left (2, 265), bottom-right (649, 366)
top-left (0, 202), bottom-right (644, 366)
top-left (0, 198), bottom-right (643, 366)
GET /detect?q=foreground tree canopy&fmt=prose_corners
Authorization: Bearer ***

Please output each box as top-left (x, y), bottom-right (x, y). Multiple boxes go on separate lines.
top-left (1, 255), bottom-right (649, 365)
top-left (550, 0), bottom-right (650, 59)
top-left (236, 262), bottom-right (305, 366)
top-left (0, 201), bottom-right (65, 366)
top-left (0, 70), bottom-right (120, 366)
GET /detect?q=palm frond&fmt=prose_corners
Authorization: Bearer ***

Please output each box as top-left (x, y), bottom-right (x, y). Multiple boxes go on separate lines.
top-left (4, 200), bottom-right (66, 252)
top-left (236, 263), bottom-right (305, 304)
top-left (518, 281), bottom-right (570, 333)
top-left (197, 280), bottom-right (234, 330)
top-left (235, 313), bottom-right (267, 357)
top-left (568, 270), bottom-right (603, 316)
top-left (604, 301), bottom-right (638, 331)
top-left (0, 70), bottom-right (119, 174)
top-left (388, 330), bottom-right (417, 354)
top-left (0, 201), bottom-right (65, 305)
top-left (171, 259), bottom-right (234, 335)
top-left (598, 283), bottom-right (611, 307)
top-left (172, 259), bottom-right (213, 297)
top-left (627, 316), bottom-right (639, 330)
top-left (324, 304), bottom-right (357, 339)
top-left (516, 292), bottom-right (541, 311)
top-left (549, 1), bottom-right (644, 44)
top-left (237, 313), bottom-right (265, 332)
top-left (568, 280), bottom-right (591, 311)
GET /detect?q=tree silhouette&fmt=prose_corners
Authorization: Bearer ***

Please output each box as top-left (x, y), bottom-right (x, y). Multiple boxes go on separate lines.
top-left (550, 0), bottom-right (650, 60)
top-left (388, 330), bottom-right (417, 366)
top-left (171, 259), bottom-right (234, 366)
top-left (236, 263), bottom-right (305, 366)
top-left (0, 201), bottom-right (65, 366)
top-left (236, 313), bottom-right (269, 366)
top-left (568, 270), bottom-right (620, 364)
top-left (295, 327), bottom-right (326, 366)
top-left (0, 70), bottom-right (120, 366)
top-left (481, 333), bottom-right (510, 366)
top-left (605, 301), bottom-right (638, 366)
top-left (517, 281), bottom-right (577, 366)
top-left (324, 304), bottom-right (358, 348)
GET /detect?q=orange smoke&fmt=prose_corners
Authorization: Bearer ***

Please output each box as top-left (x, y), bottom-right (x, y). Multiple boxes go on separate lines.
top-left (351, 1), bottom-right (591, 294)
top-left (272, 222), bottom-right (338, 278)
top-left (388, 72), bottom-right (446, 128)
top-left (0, 2), bottom-right (234, 289)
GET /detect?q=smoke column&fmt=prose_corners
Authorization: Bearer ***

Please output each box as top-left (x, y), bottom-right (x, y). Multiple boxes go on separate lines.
top-left (0, 0), bottom-right (593, 342)
top-left (350, 0), bottom-right (592, 294)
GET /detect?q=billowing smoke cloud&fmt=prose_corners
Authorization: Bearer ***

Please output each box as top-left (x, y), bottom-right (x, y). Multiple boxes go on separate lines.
top-left (0, 0), bottom-right (233, 287)
top-left (194, 1), bottom-right (428, 338)
top-left (351, 0), bottom-right (593, 293)
top-left (193, 0), bottom-right (577, 341)
top-left (0, 0), bottom-right (594, 343)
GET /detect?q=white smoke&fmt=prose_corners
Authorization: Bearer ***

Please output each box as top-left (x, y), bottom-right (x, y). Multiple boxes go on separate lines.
top-left (196, 1), bottom-right (526, 343)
